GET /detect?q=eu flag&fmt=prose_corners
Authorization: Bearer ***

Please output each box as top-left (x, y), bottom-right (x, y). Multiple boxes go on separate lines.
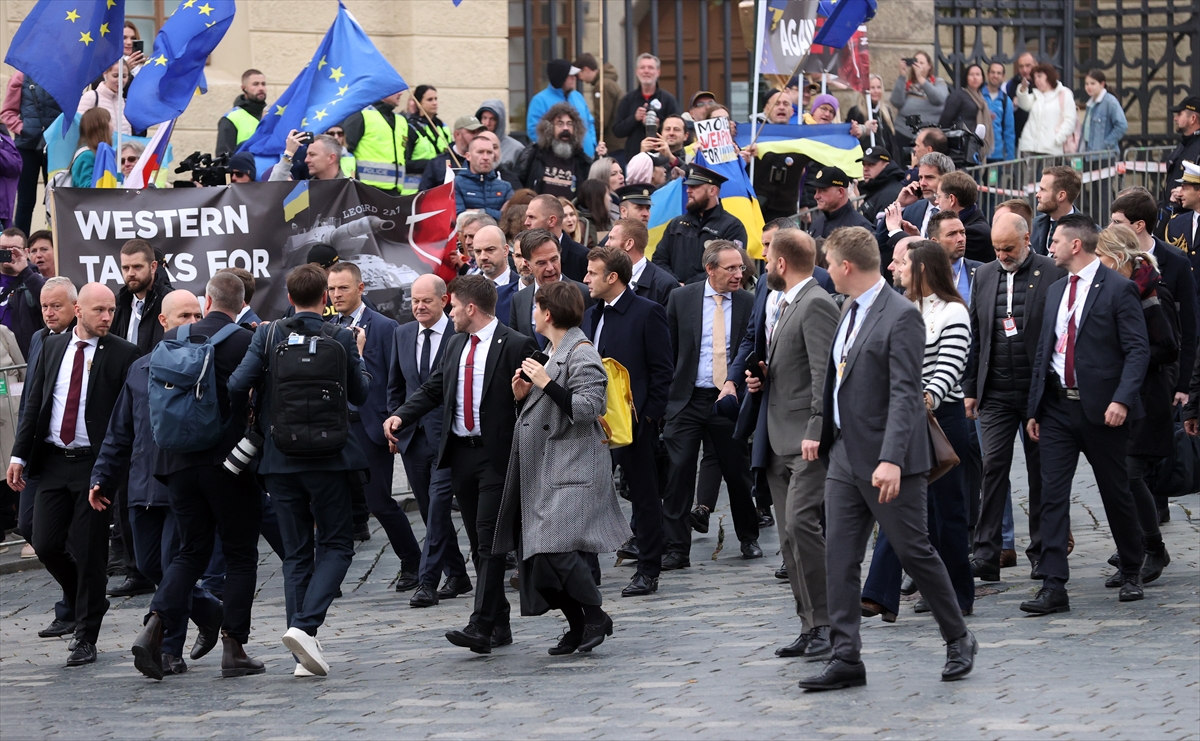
top-left (814, 0), bottom-right (876, 50)
top-left (241, 2), bottom-right (407, 157)
top-left (125, 0), bottom-right (237, 131)
top-left (4, 0), bottom-right (125, 137)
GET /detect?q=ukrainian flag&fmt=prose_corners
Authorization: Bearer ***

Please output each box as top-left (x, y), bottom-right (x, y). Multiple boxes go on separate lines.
top-left (645, 177), bottom-right (684, 260)
top-left (692, 150), bottom-right (767, 260)
top-left (736, 122), bottom-right (864, 179)
top-left (283, 181), bottom-right (310, 222)
top-left (91, 142), bottom-right (119, 188)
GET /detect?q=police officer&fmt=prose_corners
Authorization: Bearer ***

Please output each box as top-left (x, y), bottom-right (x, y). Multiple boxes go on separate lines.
top-left (216, 69), bottom-right (267, 156)
top-left (808, 166), bottom-right (873, 239)
top-left (616, 183), bottom-right (655, 224)
top-left (651, 164), bottom-right (748, 285)
top-left (342, 90), bottom-right (415, 194)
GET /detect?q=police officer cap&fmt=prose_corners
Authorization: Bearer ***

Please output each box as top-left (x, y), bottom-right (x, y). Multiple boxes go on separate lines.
top-left (1170, 96), bottom-right (1200, 114)
top-left (1176, 160), bottom-right (1200, 185)
top-left (615, 183), bottom-right (655, 205)
top-left (306, 242), bottom-right (340, 269)
top-left (683, 164), bottom-right (728, 187)
top-left (858, 146), bottom-right (890, 164)
top-left (810, 166), bottom-right (850, 189)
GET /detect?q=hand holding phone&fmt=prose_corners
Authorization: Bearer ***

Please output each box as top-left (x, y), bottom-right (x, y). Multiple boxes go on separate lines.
top-left (519, 350), bottom-right (551, 383)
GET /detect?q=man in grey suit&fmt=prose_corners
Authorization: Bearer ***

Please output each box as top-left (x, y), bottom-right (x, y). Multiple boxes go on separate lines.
top-left (662, 241), bottom-right (761, 570)
top-left (800, 226), bottom-right (977, 691)
top-left (508, 228), bottom-right (592, 349)
top-left (743, 229), bottom-right (839, 661)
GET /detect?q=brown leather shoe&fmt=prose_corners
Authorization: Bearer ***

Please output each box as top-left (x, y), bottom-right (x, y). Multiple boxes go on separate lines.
top-left (999, 549), bottom-right (1017, 568)
top-left (220, 631), bottom-right (265, 678)
top-left (861, 598), bottom-right (897, 623)
top-left (1067, 531), bottom-right (1075, 555)
top-left (132, 613), bottom-right (165, 680)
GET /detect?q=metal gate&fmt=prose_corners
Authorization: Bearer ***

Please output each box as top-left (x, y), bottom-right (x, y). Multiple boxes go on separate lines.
top-left (934, 0), bottom-right (1199, 148)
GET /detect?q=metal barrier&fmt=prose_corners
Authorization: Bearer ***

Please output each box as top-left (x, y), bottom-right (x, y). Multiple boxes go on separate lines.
top-left (0, 363), bottom-right (26, 464)
top-left (963, 150), bottom-right (1122, 222)
top-left (1118, 146), bottom-right (1177, 203)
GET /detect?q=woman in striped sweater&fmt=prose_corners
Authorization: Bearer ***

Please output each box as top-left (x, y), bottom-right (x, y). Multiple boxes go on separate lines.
top-left (861, 241), bottom-right (976, 622)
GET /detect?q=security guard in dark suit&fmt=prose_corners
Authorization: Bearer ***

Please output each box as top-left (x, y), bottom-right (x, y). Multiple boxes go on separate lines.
top-left (652, 164), bottom-right (748, 285)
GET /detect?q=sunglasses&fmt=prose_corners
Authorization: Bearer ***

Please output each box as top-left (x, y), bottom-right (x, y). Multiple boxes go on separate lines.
top-left (121, 156), bottom-right (139, 164)
top-left (327, 130), bottom-right (345, 137)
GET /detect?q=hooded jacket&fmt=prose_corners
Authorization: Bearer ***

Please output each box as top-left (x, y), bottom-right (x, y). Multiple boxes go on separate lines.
top-left (527, 88), bottom-right (597, 158)
top-left (475, 98), bottom-right (525, 169)
top-left (455, 168), bottom-right (513, 221)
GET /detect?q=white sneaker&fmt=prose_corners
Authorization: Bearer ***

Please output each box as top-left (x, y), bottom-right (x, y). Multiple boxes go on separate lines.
top-left (294, 662), bottom-right (315, 677)
top-left (282, 627), bottom-right (329, 677)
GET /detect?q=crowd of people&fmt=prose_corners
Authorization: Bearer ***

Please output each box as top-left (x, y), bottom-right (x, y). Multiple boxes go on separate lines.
top-left (0, 45), bottom-right (1199, 699)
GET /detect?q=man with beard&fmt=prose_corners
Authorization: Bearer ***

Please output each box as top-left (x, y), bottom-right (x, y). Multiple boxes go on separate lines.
top-left (515, 103), bottom-right (593, 199)
top-left (1161, 97), bottom-right (1200, 222)
top-left (216, 69), bottom-right (267, 156)
top-left (1030, 166), bottom-right (1082, 256)
top-left (614, 53), bottom-right (680, 162)
top-left (856, 147), bottom-right (907, 225)
top-left (111, 239), bottom-right (169, 354)
top-left (652, 165), bottom-right (747, 285)
top-left (526, 59), bottom-right (597, 158)
top-left (879, 152), bottom-right (956, 271)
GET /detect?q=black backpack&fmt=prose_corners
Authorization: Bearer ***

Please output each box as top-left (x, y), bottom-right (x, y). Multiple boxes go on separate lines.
top-left (266, 319), bottom-right (349, 457)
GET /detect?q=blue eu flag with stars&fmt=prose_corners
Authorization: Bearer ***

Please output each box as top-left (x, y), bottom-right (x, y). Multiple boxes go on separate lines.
top-left (4, 0), bottom-right (126, 137)
top-left (125, 0), bottom-right (237, 131)
top-left (241, 2), bottom-right (408, 158)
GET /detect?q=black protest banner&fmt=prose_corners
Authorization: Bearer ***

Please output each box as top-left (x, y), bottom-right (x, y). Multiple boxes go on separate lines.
top-left (52, 180), bottom-right (456, 322)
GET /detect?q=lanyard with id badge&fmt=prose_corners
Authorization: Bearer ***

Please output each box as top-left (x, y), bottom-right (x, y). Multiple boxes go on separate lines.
top-left (1002, 272), bottom-right (1019, 337)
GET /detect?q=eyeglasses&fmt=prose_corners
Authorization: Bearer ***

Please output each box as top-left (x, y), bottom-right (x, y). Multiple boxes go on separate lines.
top-left (121, 156), bottom-right (139, 164)
top-left (718, 264), bottom-right (747, 274)
top-left (327, 130), bottom-right (345, 137)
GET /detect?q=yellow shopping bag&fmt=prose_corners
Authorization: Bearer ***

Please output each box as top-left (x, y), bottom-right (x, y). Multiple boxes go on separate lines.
top-left (599, 357), bottom-right (635, 448)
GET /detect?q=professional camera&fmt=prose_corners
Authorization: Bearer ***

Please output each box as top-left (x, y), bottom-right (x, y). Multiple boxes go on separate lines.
top-left (173, 151), bottom-right (232, 188)
top-left (904, 116), bottom-right (985, 169)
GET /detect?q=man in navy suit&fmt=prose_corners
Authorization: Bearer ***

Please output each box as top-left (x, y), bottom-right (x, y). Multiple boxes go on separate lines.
top-left (228, 264), bottom-right (372, 677)
top-left (1030, 167), bottom-right (1083, 256)
top-left (523, 194), bottom-right (591, 282)
top-left (216, 267), bottom-right (262, 328)
top-left (508, 228), bottom-right (593, 348)
top-left (877, 152), bottom-right (955, 275)
top-left (471, 226), bottom-right (521, 326)
top-left (583, 246), bottom-right (674, 596)
top-left (935, 171), bottom-right (993, 264)
top-left (1024, 215), bottom-right (1150, 615)
top-left (328, 263), bottom-right (423, 591)
top-left (608, 218), bottom-right (679, 307)
top-left (387, 274), bottom-right (472, 608)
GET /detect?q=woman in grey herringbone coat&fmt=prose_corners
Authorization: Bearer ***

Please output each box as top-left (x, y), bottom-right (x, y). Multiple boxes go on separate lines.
top-left (497, 281), bottom-right (631, 655)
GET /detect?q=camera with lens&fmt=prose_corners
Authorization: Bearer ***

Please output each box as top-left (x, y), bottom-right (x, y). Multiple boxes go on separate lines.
top-left (223, 429), bottom-right (263, 476)
top-left (173, 151), bottom-right (232, 188)
top-left (904, 116), bottom-right (984, 169)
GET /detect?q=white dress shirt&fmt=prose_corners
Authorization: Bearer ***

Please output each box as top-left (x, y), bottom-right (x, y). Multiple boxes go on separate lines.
top-left (768, 277), bottom-right (812, 346)
top-left (594, 289), bottom-right (626, 349)
top-left (1050, 256), bottom-right (1101, 387)
top-left (415, 313), bottom-right (449, 368)
top-left (629, 257), bottom-right (648, 290)
top-left (831, 278), bottom-right (887, 429)
top-left (492, 267), bottom-right (513, 287)
top-left (126, 296), bottom-right (145, 343)
top-left (697, 281), bottom-right (733, 388)
top-left (452, 318), bottom-right (498, 437)
top-left (337, 301), bottom-right (366, 328)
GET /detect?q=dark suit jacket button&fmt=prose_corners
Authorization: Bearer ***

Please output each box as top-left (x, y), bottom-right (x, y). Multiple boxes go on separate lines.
top-left (543, 424), bottom-right (550, 431)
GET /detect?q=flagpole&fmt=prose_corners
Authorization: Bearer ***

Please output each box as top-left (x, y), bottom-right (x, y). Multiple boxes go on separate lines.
top-left (416, 99), bottom-right (460, 168)
top-left (867, 93), bottom-right (876, 147)
top-left (598, 10), bottom-right (605, 140)
top-left (749, 0), bottom-right (767, 182)
top-left (117, 58), bottom-right (124, 175)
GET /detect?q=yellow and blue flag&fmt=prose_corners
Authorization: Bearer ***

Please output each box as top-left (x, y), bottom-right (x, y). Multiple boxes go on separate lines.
top-left (91, 142), bottom-right (120, 188)
top-left (4, 0), bottom-right (125, 137)
top-left (736, 122), bottom-right (864, 179)
top-left (283, 181), bottom-right (310, 222)
top-left (241, 1), bottom-right (407, 161)
top-left (645, 177), bottom-right (684, 260)
top-left (125, 0), bottom-right (237, 131)
top-left (692, 150), bottom-right (767, 260)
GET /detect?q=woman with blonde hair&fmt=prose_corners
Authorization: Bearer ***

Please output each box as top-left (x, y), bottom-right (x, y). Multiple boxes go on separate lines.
top-left (848, 73), bottom-right (900, 162)
top-left (587, 156), bottom-right (623, 223)
top-left (1095, 224), bottom-right (1180, 587)
top-left (77, 60), bottom-right (133, 135)
top-left (557, 197), bottom-right (593, 247)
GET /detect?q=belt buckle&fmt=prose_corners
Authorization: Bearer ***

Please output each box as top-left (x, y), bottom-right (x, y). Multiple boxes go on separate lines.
top-left (1066, 389), bottom-right (1080, 401)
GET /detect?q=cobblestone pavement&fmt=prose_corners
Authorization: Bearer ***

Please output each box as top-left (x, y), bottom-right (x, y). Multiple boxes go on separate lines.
top-left (1, 449), bottom-right (1197, 740)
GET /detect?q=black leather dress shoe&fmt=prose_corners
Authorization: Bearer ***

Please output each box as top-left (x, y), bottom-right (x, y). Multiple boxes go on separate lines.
top-left (132, 614), bottom-right (165, 680)
top-left (900, 574), bottom-right (917, 595)
top-left (394, 571), bottom-right (420, 592)
top-left (65, 640), bottom-right (97, 667)
top-left (220, 632), bottom-right (265, 678)
top-left (775, 632), bottom-right (810, 658)
top-left (409, 584), bottom-right (439, 608)
top-left (353, 522), bottom-right (371, 542)
top-left (1107, 550), bottom-right (1120, 568)
top-left (548, 630), bottom-right (582, 656)
top-left (446, 624), bottom-right (492, 654)
top-left (490, 625), bottom-right (513, 648)
top-left (190, 623), bottom-right (220, 661)
top-left (913, 597), bottom-right (931, 614)
top-left (756, 507), bottom-right (774, 529)
top-left (438, 575), bottom-right (473, 599)
top-left (1020, 587), bottom-right (1069, 615)
top-left (108, 576), bottom-right (156, 598)
top-left (661, 552), bottom-right (690, 570)
top-left (615, 537), bottom-right (639, 560)
top-left (970, 558), bottom-right (1000, 582)
top-left (942, 630), bottom-right (977, 681)
top-left (578, 613), bottom-right (613, 652)
top-left (68, 638), bottom-right (79, 652)
top-left (161, 653), bottom-right (188, 675)
top-left (38, 618), bottom-right (75, 638)
top-left (690, 506), bottom-right (710, 534)
top-left (1118, 576), bottom-right (1144, 602)
top-left (798, 657), bottom-right (866, 691)
top-left (740, 540), bottom-right (764, 559)
top-left (774, 562), bottom-right (788, 580)
top-left (1141, 547), bottom-right (1170, 584)
top-left (1104, 570), bottom-right (1123, 588)
top-left (621, 574), bottom-right (658, 597)
top-left (802, 626), bottom-right (832, 661)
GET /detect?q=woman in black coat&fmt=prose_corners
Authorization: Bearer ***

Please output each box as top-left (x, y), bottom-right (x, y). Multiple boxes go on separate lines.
top-left (1096, 225), bottom-right (1180, 585)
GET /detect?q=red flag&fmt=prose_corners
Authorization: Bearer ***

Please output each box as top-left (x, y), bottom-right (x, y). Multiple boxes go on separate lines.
top-left (406, 182), bottom-right (458, 283)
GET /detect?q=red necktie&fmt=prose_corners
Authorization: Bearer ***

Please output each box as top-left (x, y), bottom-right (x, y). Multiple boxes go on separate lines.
top-left (1064, 275), bottom-right (1079, 388)
top-left (60, 341), bottom-right (87, 446)
top-left (463, 335), bottom-right (480, 432)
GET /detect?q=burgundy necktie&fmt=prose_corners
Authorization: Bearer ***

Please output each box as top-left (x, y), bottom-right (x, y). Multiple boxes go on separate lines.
top-left (1064, 275), bottom-right (1079, 388)
top-left (60, 341), bottom-right (87, 446)
top-left (463, 335), bottom-right (481, 432)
